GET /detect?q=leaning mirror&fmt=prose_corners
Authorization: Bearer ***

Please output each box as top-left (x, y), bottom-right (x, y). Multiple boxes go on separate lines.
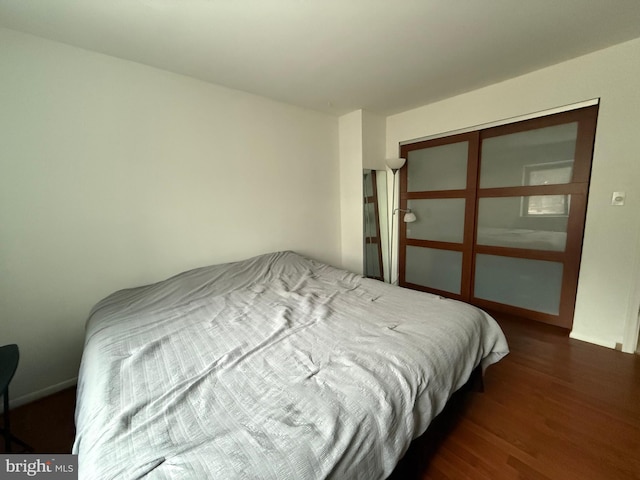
top-left (363, 169), bottom-right (388, 281)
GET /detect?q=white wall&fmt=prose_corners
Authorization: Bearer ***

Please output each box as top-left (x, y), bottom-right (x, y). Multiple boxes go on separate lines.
top-left (387, 38), bottom-right (640, 351)
top-left (338, 111), bottom-right (364, 274)
top-left (362, 111), bottom-right (386, 171)
top-left (361, 111), bottom-right (391, 281)
top-left (0, 28), bottom-right (341, 404)
top-left (338, 110), bottom-right (388, 277)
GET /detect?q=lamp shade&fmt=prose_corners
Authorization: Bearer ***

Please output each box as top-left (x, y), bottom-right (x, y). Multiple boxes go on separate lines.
top-left (403, 211), bottom-right (417, 223)
top-left (386, 157), bottom-right (406, 170)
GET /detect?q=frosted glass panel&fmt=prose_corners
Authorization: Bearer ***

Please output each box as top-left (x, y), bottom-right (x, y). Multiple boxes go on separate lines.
top-left (406, 198), bottom-right (466, 243)
top-left (526, 162), bottom-right (572, 186)
top-left (407, 142), bottom-right (468, 192)
top-left (363, 170), bottom-right (374, 197)
top-left (405, 246), bottom-right (462, 294)
top-left (474, 254), bottom-right (563, 314)
top-left (364, 243), bottom-right (381, 278)
top-left (364, 202), bottom-right (377, 238)
top-left (480, 123), bottom-right (578, 188)
top-left (477, 196), bottom-right (569, 251)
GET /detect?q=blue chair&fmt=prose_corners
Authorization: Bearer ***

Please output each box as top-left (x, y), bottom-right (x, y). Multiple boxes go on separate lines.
top-left (1, 344), bottom-right (33, 452)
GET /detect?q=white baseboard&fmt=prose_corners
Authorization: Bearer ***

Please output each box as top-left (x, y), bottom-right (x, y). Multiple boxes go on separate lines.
top-left (569, 331), bottom-right (617, 350)
top-left (11, 377), bottom-right (77, 409)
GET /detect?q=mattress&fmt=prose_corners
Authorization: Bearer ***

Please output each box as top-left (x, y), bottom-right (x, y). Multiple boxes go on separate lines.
top-left (73, 251), bottom-right (508, 479)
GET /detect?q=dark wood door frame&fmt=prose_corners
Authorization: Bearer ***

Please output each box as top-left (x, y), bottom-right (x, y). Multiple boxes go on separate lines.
top-left (398, 105), bottom-right (599, 329)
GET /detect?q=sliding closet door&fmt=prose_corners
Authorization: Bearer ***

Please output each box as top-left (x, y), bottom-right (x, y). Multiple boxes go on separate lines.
top-left (472, 107), bottom-right (597, 327)
top-left (398, 132), bottom-right (479, 301)
top-left (399, 105), bottom-right (598, 328)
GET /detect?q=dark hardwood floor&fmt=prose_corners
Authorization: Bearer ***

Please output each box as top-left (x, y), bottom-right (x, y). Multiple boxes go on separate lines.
top-left (0, 386), bottom-right (76, 454)
top-left (393, 315), bottom-right (640, 480)
top-left (2, 315), bottom-right (639, 479)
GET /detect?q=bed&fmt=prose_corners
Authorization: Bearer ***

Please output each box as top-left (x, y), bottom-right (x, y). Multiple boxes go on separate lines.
top-left (73, 251), bottom-right (508, 479)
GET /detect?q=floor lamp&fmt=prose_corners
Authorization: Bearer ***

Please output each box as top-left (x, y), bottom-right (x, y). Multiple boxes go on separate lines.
top-left (386, 157), bottom-right (416, 284)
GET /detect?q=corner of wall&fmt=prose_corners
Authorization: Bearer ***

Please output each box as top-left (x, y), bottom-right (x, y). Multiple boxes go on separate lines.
top-left (338, 111), bottom-right (364, 273)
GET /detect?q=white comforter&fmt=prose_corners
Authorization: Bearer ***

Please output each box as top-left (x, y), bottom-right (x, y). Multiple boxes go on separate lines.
top-left (73, 251), bottom-right (508, 479)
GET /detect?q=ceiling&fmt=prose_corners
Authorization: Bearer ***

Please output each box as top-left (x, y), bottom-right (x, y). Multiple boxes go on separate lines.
top-left (1, 1), bottom-right (640, 116)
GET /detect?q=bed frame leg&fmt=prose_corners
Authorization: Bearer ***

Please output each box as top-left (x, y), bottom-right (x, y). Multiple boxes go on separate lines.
top-left (470, 365), bottom-right (484, 393)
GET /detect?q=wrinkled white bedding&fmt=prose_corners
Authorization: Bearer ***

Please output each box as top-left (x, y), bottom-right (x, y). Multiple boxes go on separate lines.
top-left (73, 251), bottom-right (508, 479)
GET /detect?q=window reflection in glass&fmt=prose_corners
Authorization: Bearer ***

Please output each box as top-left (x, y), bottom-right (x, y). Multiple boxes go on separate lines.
top-left (523, 160), bottom-right (572, 216)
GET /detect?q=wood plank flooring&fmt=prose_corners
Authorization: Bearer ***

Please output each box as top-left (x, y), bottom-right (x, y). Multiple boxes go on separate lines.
top-left (0, 386), bottom-right (76, 454)
top-left (394, 315), bottom-right (640, 479)
top-left (1, 315), bottom-right (639, 479)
